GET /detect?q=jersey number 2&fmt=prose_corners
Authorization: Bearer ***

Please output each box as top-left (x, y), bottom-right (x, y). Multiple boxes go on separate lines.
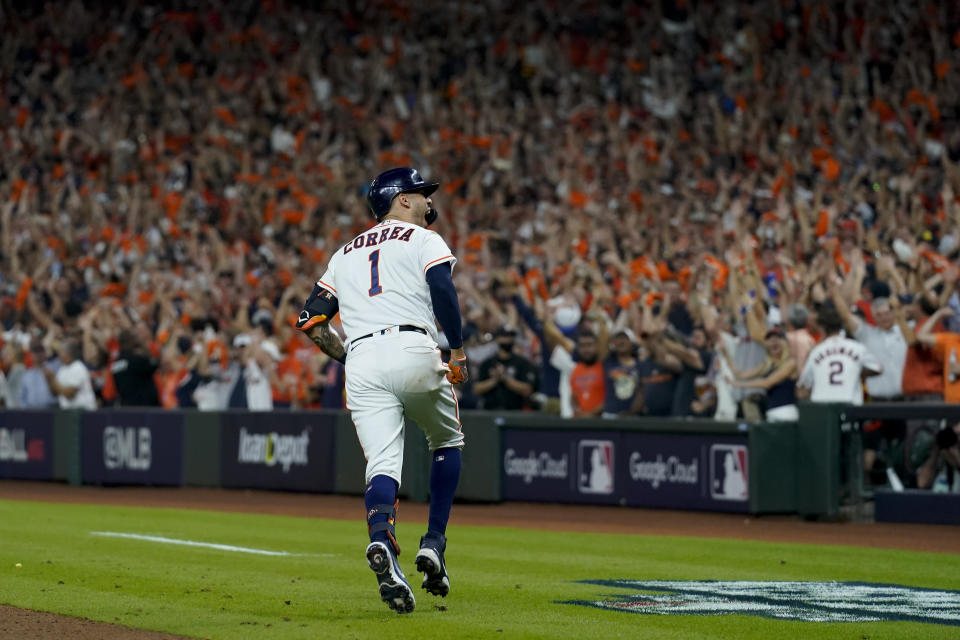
top-left (828, 360), bottom-right (844, 385)
top-left (368, 250), bottom-right (383, 296)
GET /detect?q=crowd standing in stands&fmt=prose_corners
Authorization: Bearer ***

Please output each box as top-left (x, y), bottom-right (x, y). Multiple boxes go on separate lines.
top-left (3, 1), bottom-right (960, 486)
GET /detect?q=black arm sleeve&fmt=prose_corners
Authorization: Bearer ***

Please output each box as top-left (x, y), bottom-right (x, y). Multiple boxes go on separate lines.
top-left (425, 262), bottom-right (464, 349)
top-left (297, 284), bottom-right (340, 330)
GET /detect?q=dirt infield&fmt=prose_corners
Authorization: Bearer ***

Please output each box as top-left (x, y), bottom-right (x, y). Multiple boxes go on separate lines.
top-left (0, 605), bottom-right (196, 640)
top-left (2, 479), bottom-right (959, 639)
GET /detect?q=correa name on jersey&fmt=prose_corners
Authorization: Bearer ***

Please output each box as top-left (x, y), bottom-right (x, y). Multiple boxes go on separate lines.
top-left (343, 226), bottom-right (414, 254)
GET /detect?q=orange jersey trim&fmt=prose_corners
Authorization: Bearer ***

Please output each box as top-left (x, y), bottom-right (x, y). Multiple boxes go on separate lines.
top-left (423, 255), bottom-right (454, 274)
top-left (317, 279), bottom-right (336, 294)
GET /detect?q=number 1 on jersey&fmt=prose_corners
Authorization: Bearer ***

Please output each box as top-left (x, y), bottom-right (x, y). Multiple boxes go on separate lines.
top-left (368, 250), bottom-right (383, 296)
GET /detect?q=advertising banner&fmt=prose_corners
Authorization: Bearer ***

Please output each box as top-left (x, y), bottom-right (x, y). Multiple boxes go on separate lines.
top-left (81, 411), bottom-right (184, 486)
top-left (0, 411), bottom-right (54, 480)
top-left (619, 433), bottom-right (749, 513)
top-left (220, 412), bottom-right (336, 492)
top-left (501, 429), bottom-right (750, 512)
top-left (501, 429), bottom-right (622, 504)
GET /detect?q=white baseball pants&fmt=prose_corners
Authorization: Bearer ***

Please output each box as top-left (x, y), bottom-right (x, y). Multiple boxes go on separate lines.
top-left (345, 328), bottom-right (463, 486)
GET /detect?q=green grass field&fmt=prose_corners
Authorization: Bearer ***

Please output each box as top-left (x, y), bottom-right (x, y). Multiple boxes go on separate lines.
top-left (1, 499), bottom-right (959, 639)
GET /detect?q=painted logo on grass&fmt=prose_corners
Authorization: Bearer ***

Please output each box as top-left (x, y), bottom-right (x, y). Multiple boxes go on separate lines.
top-left (561, 580), bottom-right (960, 626)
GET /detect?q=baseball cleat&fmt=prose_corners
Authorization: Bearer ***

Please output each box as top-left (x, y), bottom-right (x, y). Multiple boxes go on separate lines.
top-left (366, 541), bottom-right (416, 614)
top-left (415, 533), bottom-right (450, 597)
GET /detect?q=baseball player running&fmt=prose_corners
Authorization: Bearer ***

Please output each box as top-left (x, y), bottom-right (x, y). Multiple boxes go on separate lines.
top-left (297, 167), bottom-right (467, 614)
top-left (797, 305), bottom-right (882, 403)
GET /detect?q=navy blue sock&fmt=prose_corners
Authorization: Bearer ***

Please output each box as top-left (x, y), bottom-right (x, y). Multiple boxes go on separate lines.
top-left (365, 475), bottom-right (399, 545)
top-left (427, 447), bottom-right (462, 536)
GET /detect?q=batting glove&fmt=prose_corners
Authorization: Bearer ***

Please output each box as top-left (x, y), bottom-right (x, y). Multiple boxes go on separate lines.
top-left (446, 356), bottom-right (468, 384)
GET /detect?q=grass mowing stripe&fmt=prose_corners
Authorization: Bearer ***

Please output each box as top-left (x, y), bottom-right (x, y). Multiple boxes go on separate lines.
top-left (89, 531), bottom-right (337, 557)
top-left (1, 499), bottom-right (959, 640)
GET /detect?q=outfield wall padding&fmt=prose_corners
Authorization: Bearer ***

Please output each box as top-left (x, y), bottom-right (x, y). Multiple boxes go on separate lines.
top-left (219, 411), bottom-right (336, 492)
top-left (748, 421), bottom-right (797, 514)
top-left (333, 412), bottom-right (501, 502)
top-left (456, 414), bottom-right (501, 502)
top-left (875, 489), bottom-right (960, 525)
top-left (0, 408), bottom-right (834, 516)
top-left (80, 410), bottom-right (184, 486)
top-left (0, 410), bottom-right (56, 481)
top-left (183, 411), bottom-right (220, 487)
top-left (795, 403), bottom-right (844, 519)
top-left (53, 409), bottom-right (81, 484)
top-left (496, 418), bottom-right (764, 513)
top-left (334, 410), bottom-right (364, 495)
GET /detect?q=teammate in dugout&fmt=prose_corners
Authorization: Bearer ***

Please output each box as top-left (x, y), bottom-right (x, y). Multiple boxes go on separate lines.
top-left (796, 305), bottom-right (883, 404)
top-left (297, 167), bottom-right (467, 615)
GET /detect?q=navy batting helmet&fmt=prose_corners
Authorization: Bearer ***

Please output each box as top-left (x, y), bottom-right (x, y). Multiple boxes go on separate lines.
top-left (367, 167), bottom-right (440, 224)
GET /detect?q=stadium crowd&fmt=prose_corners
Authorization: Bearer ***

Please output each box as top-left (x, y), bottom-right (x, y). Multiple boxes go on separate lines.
top-left (1, 0), bottom-right (960, 486)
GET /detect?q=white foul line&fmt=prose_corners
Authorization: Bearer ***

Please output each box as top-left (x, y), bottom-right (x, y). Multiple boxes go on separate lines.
top-left (90, 531), bottom-right (336, 557)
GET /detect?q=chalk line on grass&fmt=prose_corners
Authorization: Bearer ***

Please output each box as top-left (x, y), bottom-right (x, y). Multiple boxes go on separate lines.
top-left (90, 531), bottom-right (337, 557)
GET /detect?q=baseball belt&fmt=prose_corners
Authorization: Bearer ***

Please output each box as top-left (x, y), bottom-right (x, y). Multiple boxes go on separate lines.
top-left (350, 324), bottom-right (426, 349)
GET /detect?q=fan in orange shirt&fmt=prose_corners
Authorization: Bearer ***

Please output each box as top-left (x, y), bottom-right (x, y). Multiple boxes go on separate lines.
top-left (273, 350), bottom-right (311, 408)
top-left (915, 307), bottom-right (960, 403)
top-left (569, 338), bottom-right (606, 417)
top-left (545, 312), bottom-right (610, 418)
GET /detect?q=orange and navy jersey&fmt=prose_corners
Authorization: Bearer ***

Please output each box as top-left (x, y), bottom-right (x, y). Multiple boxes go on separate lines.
top-left (570, 361), bottom-right (605, 413)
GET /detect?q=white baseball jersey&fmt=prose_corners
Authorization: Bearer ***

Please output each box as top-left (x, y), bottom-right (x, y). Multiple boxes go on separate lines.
top-left (798, 334), bottom-right (882, 404)
top-left (315, 217), bottom-right (463, 485)
top-left (316, 220), bottom-right (456, 343)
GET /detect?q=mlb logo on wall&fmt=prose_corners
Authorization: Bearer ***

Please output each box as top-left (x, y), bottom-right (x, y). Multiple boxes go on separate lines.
top-left (710, 444), bottom-right (748, 501)
top-left (578, 440), bottom-right (614, 495)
